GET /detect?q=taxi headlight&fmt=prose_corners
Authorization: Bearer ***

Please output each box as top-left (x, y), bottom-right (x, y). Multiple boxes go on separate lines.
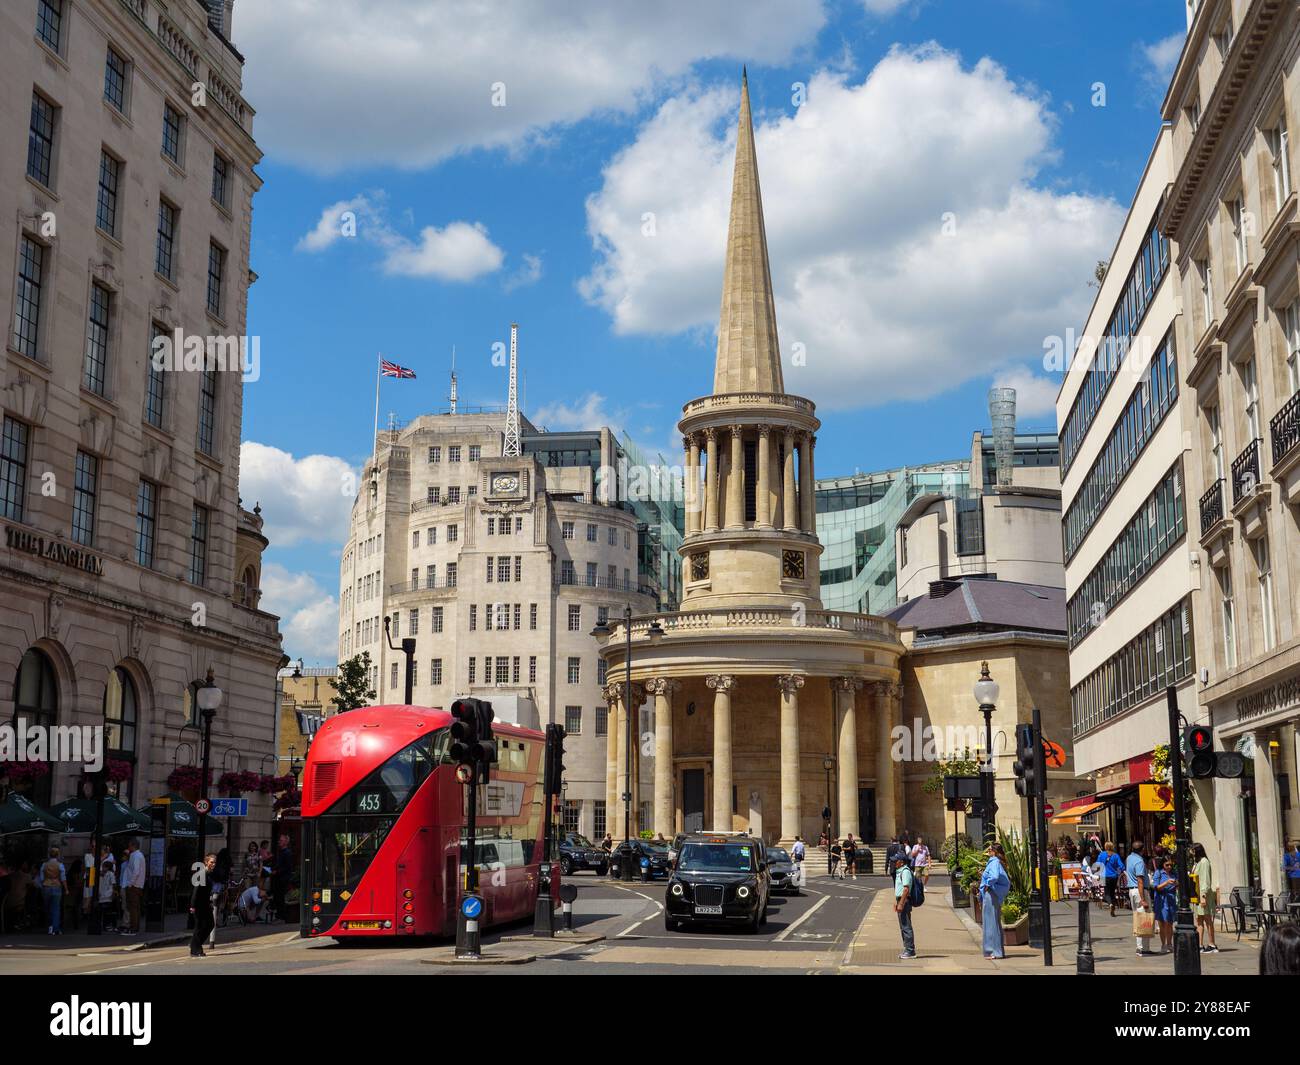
top-left (670, 882), bottom-right (684, 897)
top-left (737, 885), bottom-right (751, 899)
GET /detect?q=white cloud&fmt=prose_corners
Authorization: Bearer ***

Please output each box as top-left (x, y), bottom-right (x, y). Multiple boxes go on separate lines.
top-left (1140, 32), bottom-right (1185, 99)
top-left (260, 563), bottom-right (339, 665)
top-left (862, 0), bottom-right (921, 15)
top-left (237, 0), bottom-right (826, 171)
top-left (991, 365), bottom-right (1061, 422)
top-left (504, 253), bottom-right (544, 292)
top-left (239, 442), bottom-right (356, 548)
top-left (579, 46), bottom-right (1125, 411)
top-left (532, 392), bottom-right (615, 432)
top-left (297, 194), bottom-right (505, 282)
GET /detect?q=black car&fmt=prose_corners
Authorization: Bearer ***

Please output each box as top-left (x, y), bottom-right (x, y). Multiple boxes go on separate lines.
top-left (664, 834), bottom-right (770, 933)
top-left (558, 833), bottom-right (608, 876)
top-left (608, 839), bottom-right (672, 879)
top-left (765, 846), bottom-right (800, 894)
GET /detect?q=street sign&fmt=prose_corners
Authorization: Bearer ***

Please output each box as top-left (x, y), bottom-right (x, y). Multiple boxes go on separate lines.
top-left (195, 798), bottom-right (211, 814)
top-left (461, 895), bottom-right (483, 920)
top-left (209, 797), bottom-right (248, 817)
top-left (1043, 802), bottom-right (1055, 817)
top-left (1042, 739), bottom-right (1066, 768)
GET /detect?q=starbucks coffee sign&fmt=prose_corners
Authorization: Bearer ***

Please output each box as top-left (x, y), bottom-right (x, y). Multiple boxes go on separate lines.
top-left (5, 525), bottom-right (104, 576)
top-left (1236, 673), bottom-right (1300, 722)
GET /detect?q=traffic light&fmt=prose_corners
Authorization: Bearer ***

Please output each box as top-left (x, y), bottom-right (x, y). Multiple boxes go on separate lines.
top-left (543, 723), bottom-right (566, 797)
top-left (1013, 723), bottom-right (1039, 797)
top-left (1184, 723), bottom-right (1215, 779)
top-left (450, 698), bottom-right (497, 781)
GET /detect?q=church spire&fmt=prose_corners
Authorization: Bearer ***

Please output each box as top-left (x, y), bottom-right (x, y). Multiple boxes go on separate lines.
top-left (713, 70), bottom-right (784, 396)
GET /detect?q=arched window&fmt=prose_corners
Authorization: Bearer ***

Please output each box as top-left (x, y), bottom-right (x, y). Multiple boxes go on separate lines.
top-left (103, 666), bottom-right (138, 803)
top-left (11, 649), bottom-right (58, 806)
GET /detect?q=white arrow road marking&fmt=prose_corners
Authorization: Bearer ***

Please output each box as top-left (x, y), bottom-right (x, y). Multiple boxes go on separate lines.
top-left (774, 893), bottom-right (829, 942)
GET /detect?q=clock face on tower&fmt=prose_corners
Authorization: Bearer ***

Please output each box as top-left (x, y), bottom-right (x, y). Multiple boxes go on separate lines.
top-left (491, 474), bottom-right (520, 494)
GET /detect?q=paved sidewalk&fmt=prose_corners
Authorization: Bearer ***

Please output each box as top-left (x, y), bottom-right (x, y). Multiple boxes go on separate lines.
top-left (842, 875), bottom-right (1263, 975)
top-left (0, 912), bottom-right (295, 955)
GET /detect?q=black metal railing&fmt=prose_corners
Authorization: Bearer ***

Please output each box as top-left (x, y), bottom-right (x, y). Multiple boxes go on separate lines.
top-left (389, 578), bottom-right (455, 594)
top-left (1271, 390), bottom-right (1300, 466)
top-left (1231, 438), bottom-right (1262, 504)
top-left (1199, 478), bottom-right (1224, 536)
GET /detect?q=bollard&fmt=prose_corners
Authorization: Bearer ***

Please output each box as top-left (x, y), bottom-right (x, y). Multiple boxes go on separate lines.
top-left (559, 883), bottom-right (578, 933)
top-left (1076, 898), bottom-right (1095, 975)
top-left (562, 899), bottom-right (573, 931)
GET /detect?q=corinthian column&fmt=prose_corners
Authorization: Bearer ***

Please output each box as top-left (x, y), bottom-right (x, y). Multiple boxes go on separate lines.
top-left (873, 681), bottom-right (897, 841)
top-left (646, 678), bottom-right (679, 838)
top-left (707, 674), bottom-right (736, 830)
top-left (602, 683), bottom-right (619, 828)
top-left (799, 432), bottom-right (816, 533)
top-left (685, 435), bottom-right (700, 536)
top-left (704, 428), bottom-right (719, 532)
top-left (726, 426), bottom-right (744, 529)
top-left (757, 426), bottom-right (772, 528)
top-left (777, 674), bottom-right (804, 841)
top-left (834, 677), bottom-right (862, 838)
top-left (782, 428), bottom-right (796, 531)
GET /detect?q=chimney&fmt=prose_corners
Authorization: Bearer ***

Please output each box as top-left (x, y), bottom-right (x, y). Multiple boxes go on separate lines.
top-left (987, 387), bottom-right (1017, 489)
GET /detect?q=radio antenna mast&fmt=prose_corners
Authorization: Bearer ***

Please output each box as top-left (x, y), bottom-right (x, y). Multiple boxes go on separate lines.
top-left (503, 323), bottom-right (521, 457)
top-left (448, 345), bottom-right (458, 415)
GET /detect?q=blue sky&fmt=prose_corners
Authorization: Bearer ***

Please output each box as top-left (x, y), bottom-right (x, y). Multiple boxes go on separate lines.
top-left (231, 0), bottom-right (1188, 663)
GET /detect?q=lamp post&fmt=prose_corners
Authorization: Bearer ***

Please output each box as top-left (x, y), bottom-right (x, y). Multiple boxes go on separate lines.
top-left (590, 605), bottom-right (662, 882)
top-left (1167, 685), bottom-right (1201, 975)
top-left (195, 668), bottom-right (223, 895)
top-left (822, 754), bottom-right (834, 850)
top-left (973, 662), bottom-right (999, 846)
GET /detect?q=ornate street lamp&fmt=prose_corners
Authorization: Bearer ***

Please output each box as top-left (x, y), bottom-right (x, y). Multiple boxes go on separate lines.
top-left (973, 662), bottom-right (999, 846)
top-left (195, 668), bottom-right (223, 876)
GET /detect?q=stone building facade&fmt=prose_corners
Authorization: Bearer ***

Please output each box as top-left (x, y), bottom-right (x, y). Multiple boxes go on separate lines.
top-left (0, 0), bottom-right (283, 816)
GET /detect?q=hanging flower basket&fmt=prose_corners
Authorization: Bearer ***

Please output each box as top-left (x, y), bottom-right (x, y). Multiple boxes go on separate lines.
top-left (267, 773), bottom-right (297, 795)
top-left (166, 765), bottom-right (212, 794)
top-left (217, 770), bottom-right (263, 795)
top-left (0, 760), bottom-right (51, 785)
top-left (273, 788), bottom-right (302, 813)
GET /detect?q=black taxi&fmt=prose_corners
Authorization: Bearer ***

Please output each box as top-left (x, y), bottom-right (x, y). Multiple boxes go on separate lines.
top-left (664, 834), bottom-right (770, 933)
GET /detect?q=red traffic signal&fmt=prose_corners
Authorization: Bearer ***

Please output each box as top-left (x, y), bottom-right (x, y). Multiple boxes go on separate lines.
top-left (1184, 724), bottom-right (1215, 779)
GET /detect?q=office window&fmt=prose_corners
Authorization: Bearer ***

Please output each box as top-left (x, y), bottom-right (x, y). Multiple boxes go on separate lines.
top-left (83, 283), bottom-right (112, 396)
top-left (1208, 404), bottom-right (1224, 481)
top-left (71, 452), bottom-right (98, 546)
top-left (447, 487), bottom-right (461, 504)
top-left (467, 485), bottom-right (476, 499)
top-left (409, 608), bottom-right (419, 635)
top-left (597, 658), bottom-right (607, 685)
top-left (432, 606), bottom-right (444, 632)
top-left (426, 486), bottom-right (440, 504)
top-left (515, 517), bottom-right (523, 533)
top-left (390, 662), bottom-right (399, 690)
top-left (413, 530), bottom-right (420, 548)
top-left (1230, 196), bottom-right (1248, 275)
top-left (211, 152), bottom-right (231, 209)
top-left (498, 556), bottom-right (511, 583)
top-left (586, 562), bottom-right (597, 585)
top-left (1219, 565), bottom-right (1237, 670)
top-left (446, 562), bottom-right (457, 587)
top-left (565, 706), bottom-right (582, 735)
top-left (162, 102), bottom-right (183, 164)
top-left (36, 0), bottom-right (62, 51)
top-left (428, 526), bottom-right (437, 544)
top-left (595, 706), bottom-right (608, 737)
top-left (448, 446), bottom-right (461, 463)
top-left (431, 658), bottom-right (443, 685)
top-left (586, 523), bottom-right (597, 542)
top-left (514, 556), bottom-right (522, 581)
top-left (495, 657), bottom-right (509, 684)
top-left (562, 521), bottom-right (574, 540)
top-left (28, 93), bottom-right (56, 187)
top-left (529, 656), bottom-right (537, 683)
top-left (155, 201), bottom-right (177, 280)
top-left (468, 658), bottom-right (476, 684)
top-left (563, 801), bottom-right (581, 834)
top-left (135, 479), bottom-right (157, 567)
top-left (568, 604), bottom-right (581, 631)
top-left (512, 603), bottom-right (520, 630)
top-left (1270, 113), bottom-right (1292, 208)
top-left (1254, 537), bottom-right (1276, 652)
top-left (597, 606), bottom-right (609, 626)
top-left (1198, 258), bottom-right (1213, 330)
top-left (13, 236), bottom-right (45, 359)
top-left (104, 46), bottom-right (129, 112)
top-left (189, 505), bottom-right (209, 584)
top-left (511, 656), bottom-right (520, 684)
top-left (567, 657), bottom-right (581, 684)
top-left (1285, 301), bottom-right (1300, 395)
top-left (594, 801), bottom-right (607, 839)
top-left (428, 446), bottom-right (441, 463)
top-left (469, 445), bottom-right (481, 461)
top-left (469, 605), bottom-right (477, 631)
top-left (607, 564), bottom-right (617, 587)
top-left (197, 368), bottom-right (218, 455)
top-left (1, 417), bottom-right (30, 522)
top-left (486, 516), bottom-right (495, 535)
top-left (412, 662), bottom-right (418, 688)
top-left (561, 560), bottom-right (574, 585)
top-left (608, 526), bottom-right (617, 546)
top-left (96, 151), bottom-right (121, 236)
top-left (529, 603), bottom-right (537, 630)
top-left (206, 242), bottom-right (226, 317)
top-left (1243, 358), bottom-right (1260, 440)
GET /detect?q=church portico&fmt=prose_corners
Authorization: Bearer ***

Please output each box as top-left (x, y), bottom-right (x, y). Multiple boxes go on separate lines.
top-left (597, 72), bottom-right (905, 851)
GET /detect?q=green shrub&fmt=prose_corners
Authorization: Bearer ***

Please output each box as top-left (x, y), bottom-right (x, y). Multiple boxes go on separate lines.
top-left (940, 832), bottom-right (976, 870)
top-left (1000, 900), bottom-right (1023, 925)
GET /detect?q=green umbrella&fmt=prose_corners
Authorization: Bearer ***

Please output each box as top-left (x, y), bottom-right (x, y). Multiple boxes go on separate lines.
top-left (50, 797), bottom-right (150, 836)
top-left (137, 794), bottom-right (224, 839)
top-left (0, 792), bottom-right (65, 835)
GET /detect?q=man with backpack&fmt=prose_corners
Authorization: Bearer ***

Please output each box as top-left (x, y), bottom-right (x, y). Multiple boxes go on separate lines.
top-left (791, 836), bottom-right (806, 887)
top-left (894, 851), bottom-right (919, 959)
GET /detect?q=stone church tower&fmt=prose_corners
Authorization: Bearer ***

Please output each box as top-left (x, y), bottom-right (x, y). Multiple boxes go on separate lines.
top-left (599, 74), bottom-right (905, 847)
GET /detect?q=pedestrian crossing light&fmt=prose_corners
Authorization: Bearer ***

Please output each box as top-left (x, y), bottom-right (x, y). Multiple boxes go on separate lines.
top-left (543, 723), bottom-right (566, 797)
top-left (1013, 723), bottom-right (1039, 797)
top-left (1184, 724), bottom-right (1215, 779)
top-left (450, 698), bottom-right (497, 782)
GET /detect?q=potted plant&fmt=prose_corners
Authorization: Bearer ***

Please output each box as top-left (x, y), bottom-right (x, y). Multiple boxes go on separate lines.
top-left (1001, 897), bottom-right (1030, 945)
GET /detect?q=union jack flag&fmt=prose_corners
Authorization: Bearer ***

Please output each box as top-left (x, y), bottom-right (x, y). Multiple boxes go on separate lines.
top-left (380, 359), bottom-right (416, 379)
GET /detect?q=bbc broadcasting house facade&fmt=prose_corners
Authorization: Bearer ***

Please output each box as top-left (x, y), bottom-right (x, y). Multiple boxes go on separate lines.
top-left (0, 0), bottom-right (284, 819)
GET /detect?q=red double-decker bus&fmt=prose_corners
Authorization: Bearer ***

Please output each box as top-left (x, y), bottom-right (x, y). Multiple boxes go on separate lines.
top-left (300, 704), bottom-right (551, 939)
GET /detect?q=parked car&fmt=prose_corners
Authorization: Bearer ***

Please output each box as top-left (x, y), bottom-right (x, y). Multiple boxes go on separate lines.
top-left (765, 846), bottom-right (799, 894)
top-left (558, 833), bottom-right (608, 876)
top-left (664, 833), bottom-right (771, 933)
top-left (608, 839), bottom-right (672, 879)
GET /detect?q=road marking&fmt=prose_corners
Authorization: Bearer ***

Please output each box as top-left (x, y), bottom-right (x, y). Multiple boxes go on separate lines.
top-left (774, 893), bottom-right (829, 942)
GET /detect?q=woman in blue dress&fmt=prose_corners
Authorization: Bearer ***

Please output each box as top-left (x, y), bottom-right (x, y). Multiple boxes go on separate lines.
top-left (1151, 857), bottom-right (1177, 954)
top-left (980, 842), bottom-right (1012, 959)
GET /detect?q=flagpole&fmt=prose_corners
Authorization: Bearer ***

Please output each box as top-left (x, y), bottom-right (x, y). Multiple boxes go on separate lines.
top-left (373, 353), bottom-right (381, 457)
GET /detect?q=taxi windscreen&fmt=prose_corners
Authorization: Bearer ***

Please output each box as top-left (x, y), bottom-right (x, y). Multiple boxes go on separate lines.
top-left (677, 842), bottom-right (754, 872)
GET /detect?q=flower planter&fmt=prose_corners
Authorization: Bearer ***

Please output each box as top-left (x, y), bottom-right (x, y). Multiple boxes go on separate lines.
top-left (1002, 914), bottom-right (1029, 946)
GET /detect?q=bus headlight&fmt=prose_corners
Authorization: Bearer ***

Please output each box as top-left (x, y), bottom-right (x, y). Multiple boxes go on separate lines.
top-left (737, 885), bottom-right (751, 899)
top-left (670, 882), bottom-right (684, 897)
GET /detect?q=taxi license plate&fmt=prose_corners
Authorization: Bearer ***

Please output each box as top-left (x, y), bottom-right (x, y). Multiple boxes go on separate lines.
top-left (693, 905), bottom-right (723, 915)
top-left (348, 921), bottom-right (383, 930)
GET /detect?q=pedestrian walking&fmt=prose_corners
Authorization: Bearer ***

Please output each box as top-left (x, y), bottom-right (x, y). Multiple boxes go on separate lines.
top-left (1101, 841), bottom-right (1123, 915)
top-left (1126, 840), bottom-right (1154, 956)
top-left (271, 833), bottom-right (293, 921)
top-left (912, 836), bottom-right (931, 884)
top-left (1260, 923), bottom-right (1300, 974)
top-left (1151, 857), bottom-right (1177, 954)
top-left (893, 852), bottom-right (916, 959)
top-left (244, 841), bottom-right (262, 885)
top-left (885, 835), bottom-right (901, 882)
top-left (97, 858), bottom-right (117, 931)
top-left (189, 853), bottom-right (218, 958)
top-left (791, 836), bottom-right (806, 887)
top-left (842, 834), bottom-right (859, 878)
top-left (1284, 840), bottom-right (1300, 903)
top-left (122, 837), bottom-right (146, 935)
top-left (210, 847), bottom-right (232, 945)
top-left (1191, 842), bottom-right (1218, 953)
top-left (829, 838), bottom-right (843, 879)
top-left (979, 842), bottom-right (1011, 959)
top-left (39, 847), bottom-right (66, 935)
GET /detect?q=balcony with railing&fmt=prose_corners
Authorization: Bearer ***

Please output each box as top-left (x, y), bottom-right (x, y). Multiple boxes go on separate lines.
top-left (1271, 390), bottom-right (1300, 467)
top-left (554, 573), bottom-right (656, 597)
top-left (1199, 479), bottom-right (1225, 537)
top-left (1230, 438), bottom-right (1262, 505)
top-left (388, 577), bottom-right (457, 595)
